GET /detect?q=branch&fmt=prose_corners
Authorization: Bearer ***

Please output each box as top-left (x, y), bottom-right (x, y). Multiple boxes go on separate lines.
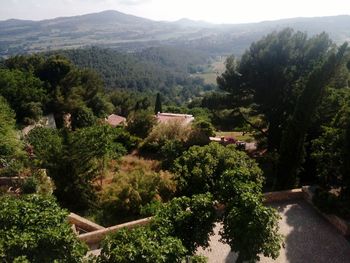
top-left (237, 109), bottom-right (268, 137)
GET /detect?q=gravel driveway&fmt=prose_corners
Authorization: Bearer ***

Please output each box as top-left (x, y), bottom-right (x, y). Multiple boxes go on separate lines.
top-left (197, 200), bottom-right (350, 263)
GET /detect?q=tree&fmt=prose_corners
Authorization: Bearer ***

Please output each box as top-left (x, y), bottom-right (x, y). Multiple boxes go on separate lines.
top-left (217, 29), bottom-right (333, 152)
top-left (99, 226), bottom-right (188, 263)
top-left (0, 96), bottom-right (23, 160)
top-left (0, 96), bottom-right (25, 176)
top-left (154, 92), bottom-right (162, 114)
top-left (151, 193), bottom-right (216, 254)
top-left (127, 111), bottom-right (157, 138)
top-left (276, 43), bottom-right (348, 189)
top-left (172, 143), bottom-right (282, 261)
top-left (0, 69), bottom-right (45, 123)
top-left (173, 143), bottom-right (263, 196)
top-left (218, 170), bottom-right (282, 263)
top-left (99, 194), bottom-right (215, 263)
top-left (0, 195), bottom-right (87, 262)
top-left (71, 105), bottom-right (96, 130)
top-left (27, 125), bottom-right (126, 212)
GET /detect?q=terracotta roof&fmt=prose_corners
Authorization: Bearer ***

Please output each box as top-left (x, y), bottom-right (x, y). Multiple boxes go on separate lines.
top-left (106, 114), bottom-right (126, 127)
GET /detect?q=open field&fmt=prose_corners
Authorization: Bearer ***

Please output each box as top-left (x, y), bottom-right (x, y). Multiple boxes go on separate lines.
top-left (193, 57), bottom-right (226, 85)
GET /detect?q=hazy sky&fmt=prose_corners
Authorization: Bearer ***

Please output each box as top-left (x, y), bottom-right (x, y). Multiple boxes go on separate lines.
top-left (1, 0), bottom-right (350, 23)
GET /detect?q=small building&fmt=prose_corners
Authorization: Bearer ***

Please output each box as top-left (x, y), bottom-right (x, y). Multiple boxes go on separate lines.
top-left (106, 114), bottom-right (126, 127)
top-left (155, 112), bottom-right (194, 125)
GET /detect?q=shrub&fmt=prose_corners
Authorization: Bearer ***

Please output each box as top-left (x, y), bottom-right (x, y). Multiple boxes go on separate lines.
top-left (99, 194), bottom-right (215, 263)
top-left (99, 226), bottom-right (187, 263)
top-left (0, 195), bottom-right (87, 262)
top-left (126, 111), bottom-right (156, 138)
top-left (151, 193), bottom-right (216, 254)
top-left (173, 142), bottom-right (263, 196)
top-left (98, 170), bottom-right (176, 225)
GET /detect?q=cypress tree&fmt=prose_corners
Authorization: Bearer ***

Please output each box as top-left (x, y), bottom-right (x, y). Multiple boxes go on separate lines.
top-left (155, 93), bottom-right (162, 114)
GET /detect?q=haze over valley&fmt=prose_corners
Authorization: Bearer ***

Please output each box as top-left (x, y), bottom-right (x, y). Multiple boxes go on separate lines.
top-left (1, 10), bottom-right (350, 57)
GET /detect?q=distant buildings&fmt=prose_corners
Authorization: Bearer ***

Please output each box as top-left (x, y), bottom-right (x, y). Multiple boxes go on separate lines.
top-left (105, 114), bottom-right (126, 127)
top-left (155, 112), bottom-right (194, 125)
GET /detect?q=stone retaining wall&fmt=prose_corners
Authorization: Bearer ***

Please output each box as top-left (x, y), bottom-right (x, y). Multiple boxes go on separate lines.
top-left (302, 186), bottom-right (350, 236)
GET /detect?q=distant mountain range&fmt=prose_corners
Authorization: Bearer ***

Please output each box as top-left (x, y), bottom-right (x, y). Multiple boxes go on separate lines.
top-left (0, 10), bottom-right (349, 57)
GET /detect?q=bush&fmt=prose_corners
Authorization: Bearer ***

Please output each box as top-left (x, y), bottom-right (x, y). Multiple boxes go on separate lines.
top-left (126, 111), bottom-right (156, 138)
top-left (173, 142), bottom-right (263, 196)
top-left (0, 195), bottom-right (87, 262)
top-left (98, 170), bottom-right (176, 225)
top-left (151, 193), bottom-right (216, 254)
top-left (312, 188), bottom-right (339, 214)
top-left (142, 120), bottom-right (192, 151)
top-left (21, 170), bottom-right (54, 196)
top-left (112, 127), bottom-right (141, 152)
top-left (99, 194), bottom-right (215, 263)
top-left (99, 226), bottom-right (187, 263)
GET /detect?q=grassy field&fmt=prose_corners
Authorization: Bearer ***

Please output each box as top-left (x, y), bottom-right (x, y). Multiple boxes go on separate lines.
top-left (193, 57), bottom-right (226, 85)
top-left (193, 72), bottom-right (218, 85)
top-left (215, 131), bottom-right (254, 142)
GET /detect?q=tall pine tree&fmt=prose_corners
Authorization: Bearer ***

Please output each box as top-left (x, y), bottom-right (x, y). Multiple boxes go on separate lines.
top-left (276, 43), bottom-right (348, 189)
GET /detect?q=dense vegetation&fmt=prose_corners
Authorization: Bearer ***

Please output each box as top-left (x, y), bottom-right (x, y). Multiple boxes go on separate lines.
top-left (0, 195), bottom-right (87, 262)
top-left (48, 46), bottom-right (214, 104)
top-left (1, 26), bottom-right (350, 262)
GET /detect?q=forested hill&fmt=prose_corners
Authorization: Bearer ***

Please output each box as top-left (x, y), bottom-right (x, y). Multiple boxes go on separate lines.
top-left (1, 10), bottom-right (349, 56)
top-left (49, 46), bottom-right (209, 92)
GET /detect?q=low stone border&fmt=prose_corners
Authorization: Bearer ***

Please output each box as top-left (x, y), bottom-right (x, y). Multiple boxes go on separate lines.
top-left (77, 187), bottom-right (349, 250)
top-left (79, 217), bottom-right (152, 249)
top-left (264, 188), bottom-right (303, 203)
top-left (68, 213), bottom-right (105, 233)
top-left (302, 186), bottom-right (350, 236)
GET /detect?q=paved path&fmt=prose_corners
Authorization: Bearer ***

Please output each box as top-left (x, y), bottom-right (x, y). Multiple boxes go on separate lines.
top-left (197, 200), bottom-right (350, 263)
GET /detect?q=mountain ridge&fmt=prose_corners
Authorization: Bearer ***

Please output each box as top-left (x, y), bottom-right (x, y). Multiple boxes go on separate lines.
top-left (0, 10), bottom-right (349, 57)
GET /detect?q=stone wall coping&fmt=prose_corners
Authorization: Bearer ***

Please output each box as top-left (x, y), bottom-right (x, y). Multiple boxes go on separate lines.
top-left (264, 188), bottom-right (303, 203)
top-left (79, 217), bottom-right (152, 248)
top-left (302, 185), bottom-right (350, 236)
top-left (68, 213), bottom-right (105, 233)
top-left (78, 187), bottom-right (349, 250)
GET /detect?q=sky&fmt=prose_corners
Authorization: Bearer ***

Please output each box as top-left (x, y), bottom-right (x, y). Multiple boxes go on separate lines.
top-left (1, 0), bottom-right (350, 24)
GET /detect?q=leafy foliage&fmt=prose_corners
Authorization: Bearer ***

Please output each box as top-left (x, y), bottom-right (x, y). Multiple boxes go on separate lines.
top-left (98, 170), bottom-right (176, 225)
top-left (99, 226), bottom-right (187, 263)
top-left (151, 193), bottom-right (216, 254)
top-left (0, 69), bottom-right (45, 123)
top-left (173, 142), bottom-right (263, 196)
top-left (99, 193), bottom-right (215, 262)
top-left (276, 43), bottom-right (348, 189)
top-left (0, 195), bottom-right (87, 262)
top-left (217, 29), bottom-right (335, 151)
top-left (126, 111), bottom-right (157, 138)
top-left (0, 96), bottom-right (25, 176)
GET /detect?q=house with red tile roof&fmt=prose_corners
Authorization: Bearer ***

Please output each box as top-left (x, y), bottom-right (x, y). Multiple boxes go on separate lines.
top-left (105, 114), bottom-right (126, 127)
top-left (155, 112), bottom-right (194, 125)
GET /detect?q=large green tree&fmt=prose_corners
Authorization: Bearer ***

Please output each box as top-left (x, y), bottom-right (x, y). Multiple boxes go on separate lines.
top-left (0, 96), bottom-right (25, 176)
top-left (217, 29), bottom-right (333, 151)
top-left (276, 43), bottom-right (349, 189)
top-left (0, 69), bottom-right (45, 123)
top-left (0, 195), bottom-right (87, 262)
